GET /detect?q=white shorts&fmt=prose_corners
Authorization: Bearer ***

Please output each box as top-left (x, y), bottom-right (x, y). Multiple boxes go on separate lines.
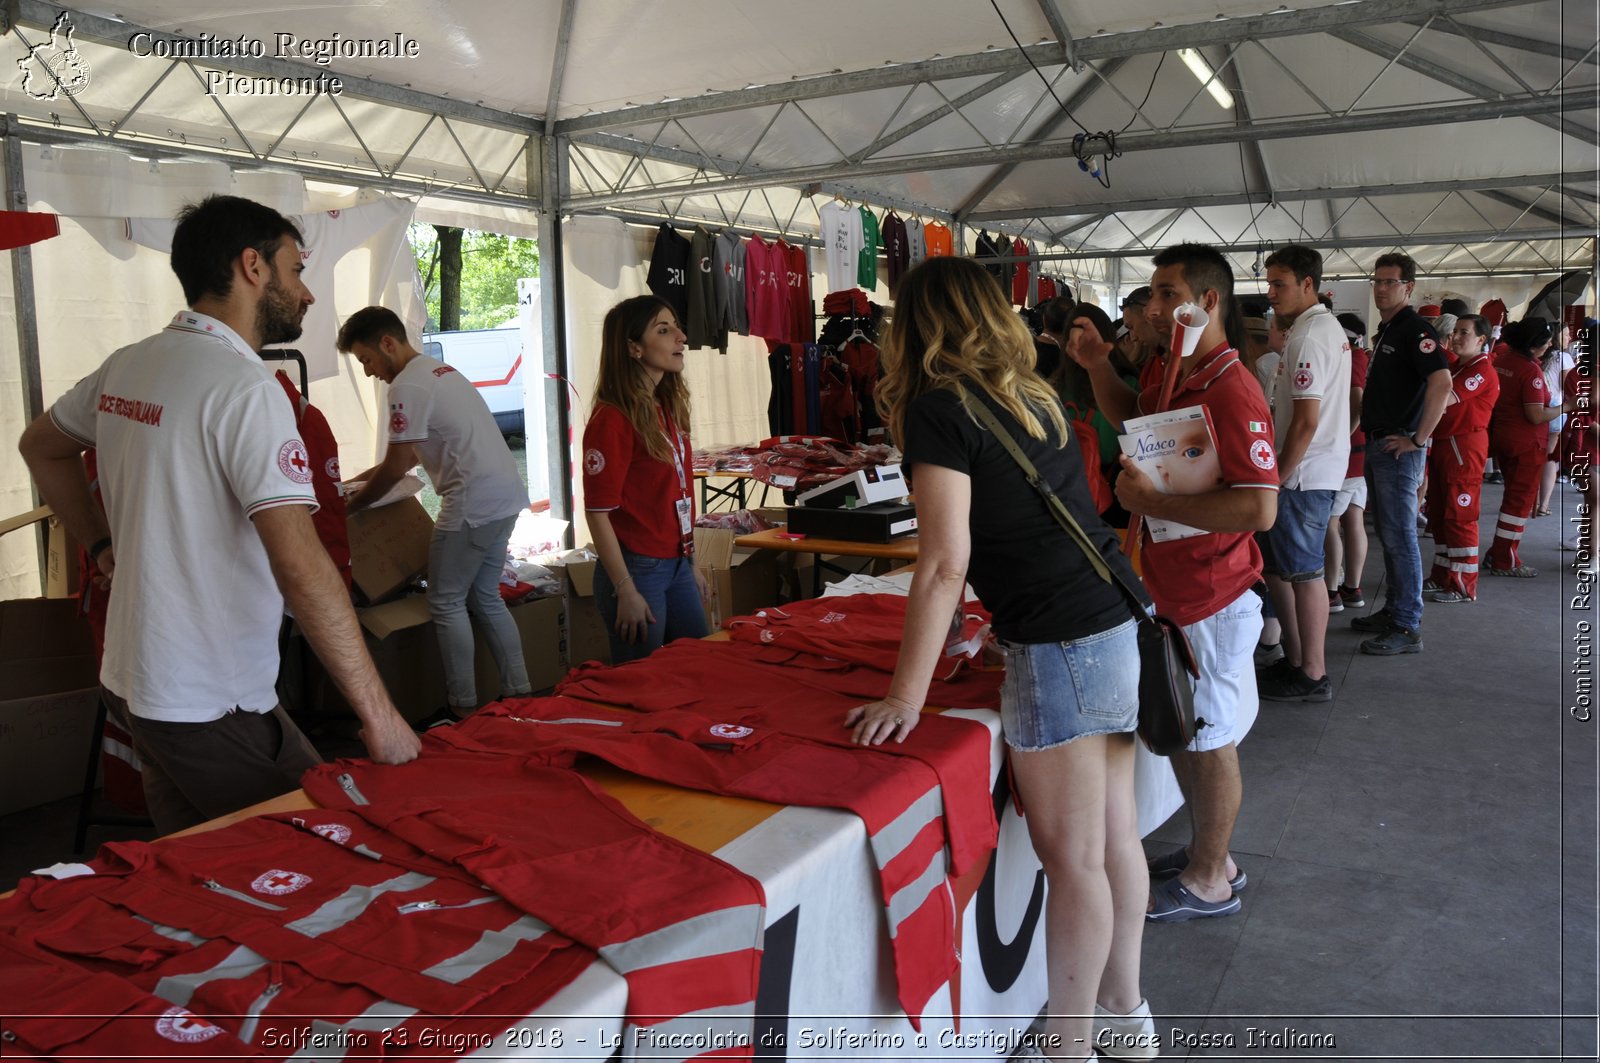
top-left (1181, 590), bottom-right (1263, 752)
top-left (1330, 475), bottom-right (1367, 517)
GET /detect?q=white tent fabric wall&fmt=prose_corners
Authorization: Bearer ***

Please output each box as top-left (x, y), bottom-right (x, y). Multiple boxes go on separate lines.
top-left (0, 148), bottom-right (426, 597)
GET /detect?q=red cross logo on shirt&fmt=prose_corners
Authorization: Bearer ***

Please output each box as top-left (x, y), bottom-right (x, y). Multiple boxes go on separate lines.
top-left (251, 868), bottom-right (312, 894)
top-left (277, 440), bottom-right (313, 484)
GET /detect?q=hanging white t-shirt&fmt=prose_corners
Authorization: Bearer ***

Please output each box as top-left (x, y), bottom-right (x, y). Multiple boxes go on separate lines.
top-left (50, 312), bottom-right (317, 722)
top-left (818, 200), bottom-right (863, 294)
top-left (127, 196), bottom-right (416, 381)
top-left (387, 353), bottom-right (529, 531)
top-left (1273, 303), bottom-right (1354, 491)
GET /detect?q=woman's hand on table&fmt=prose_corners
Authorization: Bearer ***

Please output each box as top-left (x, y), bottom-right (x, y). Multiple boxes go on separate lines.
top-left (846, 696), bottom-right (921, 746)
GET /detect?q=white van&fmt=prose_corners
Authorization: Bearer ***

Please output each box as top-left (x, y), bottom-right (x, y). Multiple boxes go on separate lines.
top-left (421, 326), bottom-right (525, 437)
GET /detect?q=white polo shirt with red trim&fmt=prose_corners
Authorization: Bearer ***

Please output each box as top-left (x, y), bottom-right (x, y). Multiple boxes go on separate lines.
top-left (386, 354), bottom-right (528, 532)
top-left (50, 312), bottom-right (317, 722)
top-left (1137, 343), bottom-right (1278, 627)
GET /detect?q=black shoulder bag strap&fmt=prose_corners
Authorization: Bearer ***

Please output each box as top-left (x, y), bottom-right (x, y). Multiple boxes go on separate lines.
top-left (964, 398), bottom-right (1145, 620)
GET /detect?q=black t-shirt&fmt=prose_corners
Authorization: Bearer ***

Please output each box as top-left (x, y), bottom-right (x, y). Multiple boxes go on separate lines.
top-left (1361, 305), bottom-right (1448, 435)
top-left (1033, 337), bottom-right (1062, 381)
top-left (903, 387), bottom-right (1144, 643)
top-left (646, 223), bottom-right (692, 325)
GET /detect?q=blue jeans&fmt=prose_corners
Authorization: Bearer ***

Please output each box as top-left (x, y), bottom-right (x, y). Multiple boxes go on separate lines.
top-left (1264, 487), bottom-right (1337, 582)
top-left (1366, 441), bottom-right (1426, 630)
top-left (593, 552), bottom-right (708, 664)
top-left (428, 514), bottom-right (530, 709)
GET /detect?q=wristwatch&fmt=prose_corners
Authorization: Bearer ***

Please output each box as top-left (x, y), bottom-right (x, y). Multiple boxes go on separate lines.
top-left (1409, 432), bottom-right (1428, 448)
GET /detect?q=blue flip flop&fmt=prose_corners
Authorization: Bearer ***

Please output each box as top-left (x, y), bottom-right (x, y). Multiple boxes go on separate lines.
top-left (1146, 847), bottom-right (1247, 892)
top-left (1146, 873), bottom-right (1241, 922)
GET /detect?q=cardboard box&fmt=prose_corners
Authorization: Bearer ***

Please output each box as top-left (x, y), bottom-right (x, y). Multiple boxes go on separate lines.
top-left (46, 517), bottom-right (81, 599)
top-left (347, 496), bottom-right (433, 603)
top-left (695, 527), bottom-right (787, 630)
top-left (299, 594), bottom-right (566, 724)
top-left (473, 594), bottom-right (564, 698)
top-left (560, 556), bottom-right (613, 669)
top-left (0, 598), bottom-right (101, 816)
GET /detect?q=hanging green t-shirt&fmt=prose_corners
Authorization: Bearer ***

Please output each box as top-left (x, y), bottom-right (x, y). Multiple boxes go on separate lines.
top-left (857, 206), bottom-right (881, 290)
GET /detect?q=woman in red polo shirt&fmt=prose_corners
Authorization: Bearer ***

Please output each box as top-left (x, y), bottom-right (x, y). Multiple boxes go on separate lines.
top-left (582, 295), bottom-right (708, 662)
top-left (1485, 318), bottom-right (1572, 576)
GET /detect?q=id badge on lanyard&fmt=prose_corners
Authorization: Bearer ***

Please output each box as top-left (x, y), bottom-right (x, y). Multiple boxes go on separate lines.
top-left (661, 406), bottom-right (693, 555)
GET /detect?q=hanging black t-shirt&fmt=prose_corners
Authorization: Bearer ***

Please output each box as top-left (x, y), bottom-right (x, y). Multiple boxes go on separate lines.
top-left (647, 223), bottom-right (692, 325)
top-left (1361, 305), bottom-right (1448, 435)
top-left (903, 386), bottom-right (1144, 643)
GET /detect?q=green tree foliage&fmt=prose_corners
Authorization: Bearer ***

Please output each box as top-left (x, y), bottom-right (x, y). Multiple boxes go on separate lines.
top-left (409, 223), bottom-right (540, 332)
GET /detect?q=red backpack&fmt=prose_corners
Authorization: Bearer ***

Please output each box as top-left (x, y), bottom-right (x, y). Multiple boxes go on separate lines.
top-left (1063, 402), bottom-right (1112, 514)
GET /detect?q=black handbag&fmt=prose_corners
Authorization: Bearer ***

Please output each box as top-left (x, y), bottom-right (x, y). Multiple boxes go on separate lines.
top-left (966, 400), bottom-right (1202, 756)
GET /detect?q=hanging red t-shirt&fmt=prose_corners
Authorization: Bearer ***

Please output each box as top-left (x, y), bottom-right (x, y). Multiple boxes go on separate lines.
top-left (1010, 237), bottom-right (1031, 307)
top-left (783, 241), bottom-right (815, 344)
top-left (582, 402), bottom-right (693, 557)
top-left (744, 235), bottom-right (790, 341)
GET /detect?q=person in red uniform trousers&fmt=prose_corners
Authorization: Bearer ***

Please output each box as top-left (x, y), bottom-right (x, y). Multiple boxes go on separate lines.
top-left (1486, 318), bottom-right (1572, 576)
top-left (1426, 315), bottom-right (1499, 601)
top-left (582, 295), bottom-right (708, 663)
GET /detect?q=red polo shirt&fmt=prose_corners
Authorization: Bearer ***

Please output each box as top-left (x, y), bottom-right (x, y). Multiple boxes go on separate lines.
top-left (583, 402), bottom-right (694, 558)
top-left (1490, 352), bottom-right (1549, 453)
top-left (1136, 343), bottom-right (1278, 627)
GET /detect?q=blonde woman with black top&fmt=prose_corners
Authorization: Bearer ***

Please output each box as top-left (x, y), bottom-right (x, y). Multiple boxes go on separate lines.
top-left (848, 257), bottom-right (1157, 1061)
top-left (582, 295), bottom-right (708, 662)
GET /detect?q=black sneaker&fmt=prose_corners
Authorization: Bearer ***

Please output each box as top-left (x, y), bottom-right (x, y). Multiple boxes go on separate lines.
top-left (1256, 656), bottom-right (1299, 683)
top-left (414, 706), bottom-right (465, 732)
top-left (1361, 627), bottom-right (1422, 655)
top-left (1350, 608), bottom-right (1394, 633)
top-left (1259, 667), bottom-right (1333, 703)
top-left (1337, 585), bottom-right (1366, 608)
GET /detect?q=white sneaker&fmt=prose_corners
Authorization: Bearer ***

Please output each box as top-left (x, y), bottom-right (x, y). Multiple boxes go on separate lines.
top-left (1093, 999), bottom-right (1159, 1060)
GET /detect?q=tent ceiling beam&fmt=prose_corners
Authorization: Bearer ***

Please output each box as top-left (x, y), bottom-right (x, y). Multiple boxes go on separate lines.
top-left (1404, 16), bottom-right (1599, 66)
top-left (3, 115), bottom-right (540, 211)
top-left (566, 131), bottom-right (953, 222)
top-left (543, 0), bottom-right (577, 138)
top-left (1036, 0), bottom-right (1080, 70)
top-left (551, 0), bottom-right (1541, 135)
top-left (1041, 226), bottom-right (1580, 261)
top-left (563, 90), bottom-right (1581, 212)
top-left (1334, 27), bottom-right (1597, 145)
top-left (850, 71), bottom-right (1023, 162)
top-left (1478, 188), bottom-right (1591, 229)
top-left (952, 57), bottom-right (1123, 221)
top-left (5, 1), bottom-right (542, 134)
top-left (967, 169), bottom-right (1596, 224)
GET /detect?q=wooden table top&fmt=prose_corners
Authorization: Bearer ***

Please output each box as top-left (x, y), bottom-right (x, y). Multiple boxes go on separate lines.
top-left (734, 526), bottom-right (920, 560)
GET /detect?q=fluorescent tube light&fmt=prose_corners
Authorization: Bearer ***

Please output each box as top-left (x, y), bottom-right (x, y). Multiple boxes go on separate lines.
top-left (1178, 48), bottom-right (1235, 110)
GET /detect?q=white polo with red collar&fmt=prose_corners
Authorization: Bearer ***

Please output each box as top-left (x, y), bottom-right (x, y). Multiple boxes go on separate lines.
top-left (50, 311), bottom-right (316, 722)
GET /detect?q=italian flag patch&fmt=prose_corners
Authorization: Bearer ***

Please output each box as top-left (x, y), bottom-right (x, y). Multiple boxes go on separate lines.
top-left (1248, 420), bottom-right (1267, 432)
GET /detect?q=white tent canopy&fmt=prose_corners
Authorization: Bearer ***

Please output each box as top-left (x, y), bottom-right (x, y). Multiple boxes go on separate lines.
top-left (2, 0), bottom-right (1594, 590)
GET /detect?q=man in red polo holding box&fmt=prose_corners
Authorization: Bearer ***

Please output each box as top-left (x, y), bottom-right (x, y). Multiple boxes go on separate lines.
top-left (1072, 242), bottom-right (1279, 922)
